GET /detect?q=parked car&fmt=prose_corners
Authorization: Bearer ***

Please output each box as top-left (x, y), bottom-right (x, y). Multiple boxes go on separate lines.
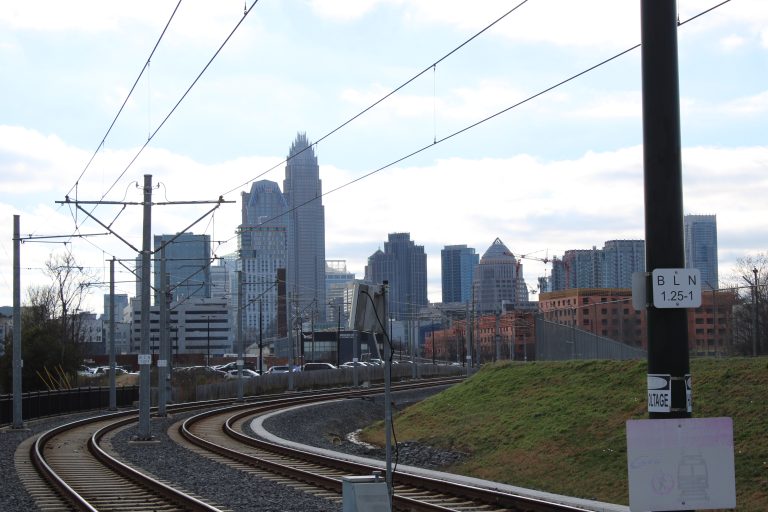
top-left (339, 361), bottom-right (368, 368)
top-left (225, 369), bottom-right (260, 379)
top-left (173, 366), bottom-right (227, 378)
top-left (302, 362), bottom-right (337, 371)
top-left (91, 366), bottom-right (129, 376)
top-left (77, 365), bottom-right (94, 376)
top-left (266, 365), bottom-right (290, 374)
top-left (368, 358), bottom-right (384, 366)
top-left (214, 362), bottom-right (239, 372)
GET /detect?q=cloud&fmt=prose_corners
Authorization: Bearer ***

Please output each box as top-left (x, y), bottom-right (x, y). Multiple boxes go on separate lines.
top-left (0, 1), bottom-right (257, 47)
top-left (309, 1), bottom-right (640, 47)
top-left (0, 126), bottom-right (87, 195)
top-left (340, 80), bottom-right (533, 125)
top-left (309, 0), bottom-right (401, 21)
top-left (719, 34), bottom-right (746, 51)
top-left (719, 90), bottom-right (768, 116)
top-left (566, 91), bottom-right (642, 119)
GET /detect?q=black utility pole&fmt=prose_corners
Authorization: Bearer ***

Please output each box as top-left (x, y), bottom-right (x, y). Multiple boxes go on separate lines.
top-left (641, 0), bottom-right (690, 420)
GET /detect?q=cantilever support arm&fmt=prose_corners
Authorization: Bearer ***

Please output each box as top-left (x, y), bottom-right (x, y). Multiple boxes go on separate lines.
top-left (73, 203), bottom-right (141, 253)
top-left (153, 200), bottom-right (229, 255)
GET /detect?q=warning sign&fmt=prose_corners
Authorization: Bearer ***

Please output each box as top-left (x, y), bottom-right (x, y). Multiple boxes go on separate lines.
top-left (648, 374), bottom-right (671, 413)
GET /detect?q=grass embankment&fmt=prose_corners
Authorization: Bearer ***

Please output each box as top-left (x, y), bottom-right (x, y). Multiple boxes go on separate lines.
top-left (361, 358), bottom-right (767, 509)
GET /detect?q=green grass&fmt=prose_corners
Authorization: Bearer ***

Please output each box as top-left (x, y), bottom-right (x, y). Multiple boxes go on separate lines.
top-left (361, 358), bottom-right (767, 509)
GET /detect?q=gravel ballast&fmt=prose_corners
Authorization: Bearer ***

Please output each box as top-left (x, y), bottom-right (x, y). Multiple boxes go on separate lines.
top-left (1, 386), bottom-right (458, 511)
top-left (111, 412), bottom-right (340, 512)
top-left (258, 386), bottom-right (468, 470)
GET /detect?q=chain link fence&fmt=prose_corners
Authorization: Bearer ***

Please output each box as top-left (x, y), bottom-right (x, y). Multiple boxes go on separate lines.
top-left (535, 316), bottom-right (646, 361)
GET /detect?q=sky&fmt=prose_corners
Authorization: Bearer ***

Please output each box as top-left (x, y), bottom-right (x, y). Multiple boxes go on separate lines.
top-left (1, 0), bottom-right (766, 314)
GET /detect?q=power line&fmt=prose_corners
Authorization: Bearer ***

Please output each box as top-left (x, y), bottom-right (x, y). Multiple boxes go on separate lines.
top-left (97, 0), bottom-right (261, 207)
top-left (34, 0), bottom-right (731, 309)
top-left (220, 0), bottom-right (531, 197)
top-left (56, 0), bottom-right (511, 264)
top-left (66, 0), bottom-right (184, 199)
top-left (220, 0), bottom-right (731, 248)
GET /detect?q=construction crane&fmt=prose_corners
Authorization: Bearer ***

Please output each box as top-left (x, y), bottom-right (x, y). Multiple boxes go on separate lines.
top-left (518, 250), bottom-right (551, 295)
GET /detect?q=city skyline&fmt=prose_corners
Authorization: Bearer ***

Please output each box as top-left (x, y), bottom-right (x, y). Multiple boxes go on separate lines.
top-left (0, 1), bottom-right (765, 313)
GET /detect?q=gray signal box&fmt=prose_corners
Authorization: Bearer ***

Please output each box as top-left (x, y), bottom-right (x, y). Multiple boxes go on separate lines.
top-left (342, 474), bottom-right (391, 512)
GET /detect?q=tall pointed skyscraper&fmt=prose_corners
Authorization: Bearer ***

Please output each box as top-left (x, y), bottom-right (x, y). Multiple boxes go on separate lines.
top-left (284, 133), bottom-right (326, 322)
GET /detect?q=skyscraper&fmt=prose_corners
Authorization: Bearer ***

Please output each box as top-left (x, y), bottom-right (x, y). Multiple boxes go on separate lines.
top-left (561, 247), bottom-right (603, 289)
top-left (239, 180), bottom-right (288, 338)
top-left (364, 233), bottom-right (427, 320)
top-left (153, 233), bottom-right (211, 304)
top-left (283, 133), bottom-right (326, 322)
top-left (684, 214), bottom-right (718, 289)
top-left (103, 293), bottom-right (128, 323)
top-left (472, 238), bottom-right (529, 313)
top-left (441, 245), bottom-right (479, 304)
top-left (602, 240), bottom-right (645, 288)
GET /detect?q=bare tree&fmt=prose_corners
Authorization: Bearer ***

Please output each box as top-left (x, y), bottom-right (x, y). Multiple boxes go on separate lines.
top-left (25, 284), bottom-right (57, 324)
top-left (724, 253), bottom-right (768, 356)
top-left (43, 251), bottom-right (99, 345)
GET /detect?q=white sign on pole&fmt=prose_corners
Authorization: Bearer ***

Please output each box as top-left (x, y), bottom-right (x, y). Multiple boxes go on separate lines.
top-left (626, 417), bottom-right (736, 511)
top-left (651, 268), bottom-right (702, 308)
top-left (137, 353), bottom-right (152, 365)
top-left (647, 374), bottom-right (671, 413)
top-left (157, 359), bottom-right (167, 367)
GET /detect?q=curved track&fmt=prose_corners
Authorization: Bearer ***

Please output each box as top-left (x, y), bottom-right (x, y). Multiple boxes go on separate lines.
top-left (178, 380), bottom-right (587, 512)
top-left (24, 378), bottom-right (593, 511)
top-left (30, 410), bottom-right (225, 511)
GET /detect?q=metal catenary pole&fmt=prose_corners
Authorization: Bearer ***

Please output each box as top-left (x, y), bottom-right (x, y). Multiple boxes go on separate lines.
top-left (55, 176), bottom-right (231, 440)
top-left (109, 257), bottom-right (117, 411)
top-left (12, 215), bottom-right (23, 429)
top-left (237, 270), bottom-right (244, 401)
top-left (641, 0), bottom-right (691, 422)
top-left (138, 174), bottom-right (153, 439)
top-left (158, 246), bottom-right (168, 416)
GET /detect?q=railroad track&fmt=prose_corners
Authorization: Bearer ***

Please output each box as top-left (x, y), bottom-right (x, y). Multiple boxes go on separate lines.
top-left (178, 380), bottom-right (588, 512)
top-left (28, 409), bottom-right (226, 511)
top-left (21, 379), bottom-right (456, 511)
top-left (21, 378), bottom-right (595, 511)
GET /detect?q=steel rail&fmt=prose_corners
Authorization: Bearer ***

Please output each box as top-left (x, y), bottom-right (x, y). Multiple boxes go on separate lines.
top-left (178, 379), bottom-right (588, 512)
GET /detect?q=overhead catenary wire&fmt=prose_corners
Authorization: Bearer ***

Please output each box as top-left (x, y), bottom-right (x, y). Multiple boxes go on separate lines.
top-left (218, 0), bottom-right (730, 250)
top-left (32, 1), bottom-right (732, 310)
top-left (65, 0), bottom-right (184, 199)
top-left (59, 0), bottom-right (261, 256)
top-left (97, 0), bottom-right (262, 208)
top-left (53, 0), bottom-right (531, 279)
top-left (220, 0), bottom-right (531, 197)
